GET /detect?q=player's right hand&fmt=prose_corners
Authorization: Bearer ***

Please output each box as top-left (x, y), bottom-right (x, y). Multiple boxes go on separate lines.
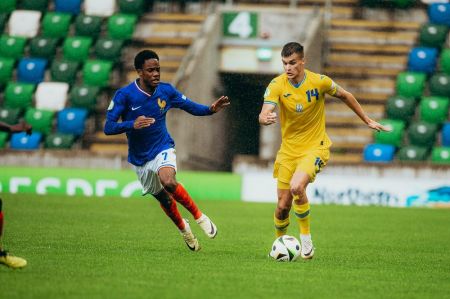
top-left (259, 112), bottom-right (277, 126)
top-left (134, 115), bottom-right (155, 129)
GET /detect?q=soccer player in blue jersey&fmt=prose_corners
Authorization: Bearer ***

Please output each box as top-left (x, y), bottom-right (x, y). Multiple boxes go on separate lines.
top-left (104, 50), bottom-right (230, 251)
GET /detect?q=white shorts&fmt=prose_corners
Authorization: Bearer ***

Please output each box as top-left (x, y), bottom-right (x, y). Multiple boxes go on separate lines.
top-left (133, 148), bottom-right (177, 195)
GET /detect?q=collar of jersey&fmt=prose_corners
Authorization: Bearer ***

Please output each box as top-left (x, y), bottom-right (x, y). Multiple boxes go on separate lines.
top-left (134, 79), bottom-right (157, 97)
top-left (288, 72), bottom-right (306, 89)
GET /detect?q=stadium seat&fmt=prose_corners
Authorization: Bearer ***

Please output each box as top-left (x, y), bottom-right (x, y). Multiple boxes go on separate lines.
top-left (8, 10), bottom-right (41, 38)
top-left (35, 82), bottom-right (70, 111)
top-left (70, 85), bottom-right (100, 111)
top-left (4, 82), bottom-right (35, 109)
top-left (431, 146), bottom-right (450, 164)
top-left (62, 37), bottom-right (93, 62)
top-left (0, 131), bottom-right (7, 148)
top-left (397, 145), bottom-right (429, 162)
top-left (75, 15), bottom-right (102, 38)
top-left (418, 23), bottom-right (448, 49)
top-left (0, 0), bottom-right (16, 13)
top-left (396, 72), bottom-right (426, 99)
top-left (386, 95), bottom-right (416, 123)
top-left (17, 58), bottom-right (48, 84)
top-left (0, 35), bottom-right (27, 59)
top-left (55, 0), bottom-right (81, 15)
top-left (408, 121), bottom-right (438, 148)
top-left (429, 73), bottom-right (450, 97)
top-left (440, 49), bottom-right (450, 75)
top-left (0, 107), bottom-right (20, 125)
top-left (29, 37), bottom-right (58, 60)
top-left (45, 132), bottom-right (75, 149)
top-left (408, 47), bottom-right (438, 74)
top-left (94, 38), bottom-right (124, 62)
top-left (392, 0), bottom-right (415, 8)
top-left (374, 119), bottom-right (405, 147)
top-left (107, 14), bottom-right (138, 40)
top-left (428, 3), bottom-right (450, 26)
top-left (10, 132), bottom-right (41, 150)
top-left (0, 13), bottom-right (7, 33)
top-left (57, 108), bottom-right (88, 136)
top-left (419, 96), bottom-right (449, 124)
top-left (0, 57), bottom-right (15, 86)
top-left (442, 123), bottom-right (450, 146)
top-left (21, 0), bottom-right (49, 12)
top-left (363, 144), bottom-right (396, 163)
top-left (119, 0), bottom-right (145, 15)
top-left (24, 108), bottom-right (54, 134)
top-left (41, 12), bottom-right (72, 38)
top-left (82, 60), bottom-right (113, 87)
top-left (84, 0), bottom-right (116, 17)
top-left (50, 59), bottom-right (80, 84)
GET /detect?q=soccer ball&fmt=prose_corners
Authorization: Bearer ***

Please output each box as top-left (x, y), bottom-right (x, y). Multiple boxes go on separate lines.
top-left (269, 235), bottom-right (301, 262)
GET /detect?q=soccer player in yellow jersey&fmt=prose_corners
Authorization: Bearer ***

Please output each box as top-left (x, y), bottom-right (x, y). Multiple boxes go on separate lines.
top-left (259, 42), bottom-right (390, 259)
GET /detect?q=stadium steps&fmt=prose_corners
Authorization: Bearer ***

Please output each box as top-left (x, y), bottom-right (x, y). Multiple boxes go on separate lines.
top-left (90, 143), bottom-right (128, 155)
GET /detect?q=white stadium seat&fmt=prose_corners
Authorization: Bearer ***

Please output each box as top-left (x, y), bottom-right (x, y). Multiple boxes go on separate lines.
top-left (84, 0), bottom-right (116, 17)
top-left (35, 82), bottom-right (70, 112)
top-left (8, 10), bottom-right (42, 38)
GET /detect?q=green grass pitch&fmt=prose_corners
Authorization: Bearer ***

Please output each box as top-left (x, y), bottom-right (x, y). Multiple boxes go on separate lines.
top-left (0, 194), bottom-right (449, 299)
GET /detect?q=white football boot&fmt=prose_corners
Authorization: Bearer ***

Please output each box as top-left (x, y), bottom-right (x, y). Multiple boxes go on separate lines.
top-left (180, 219), bottom-right (200, 251)
top-left (196, 214), bottom-right (218, 239)
top-left (300, 234), bottom-right (314, 260)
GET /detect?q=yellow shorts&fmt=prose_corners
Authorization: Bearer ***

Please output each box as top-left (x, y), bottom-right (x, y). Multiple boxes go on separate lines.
top-left (273, 147), bottom-right (330, 189)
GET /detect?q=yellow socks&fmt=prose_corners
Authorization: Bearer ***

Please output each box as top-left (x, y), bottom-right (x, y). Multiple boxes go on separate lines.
top-left (273, 213), bottom-right (290, 237)
top-left (293, 202), bottom-right (311, 235)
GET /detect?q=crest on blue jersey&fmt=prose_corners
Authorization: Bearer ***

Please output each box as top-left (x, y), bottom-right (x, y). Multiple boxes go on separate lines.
top-left (295, 103), bottom-right (303, 112)
top-left (158, 98), bottom-right (166, 113)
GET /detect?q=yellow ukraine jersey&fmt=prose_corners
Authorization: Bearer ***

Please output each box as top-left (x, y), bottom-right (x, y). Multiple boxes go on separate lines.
top-left (263, 69), bottom-right (337, 157)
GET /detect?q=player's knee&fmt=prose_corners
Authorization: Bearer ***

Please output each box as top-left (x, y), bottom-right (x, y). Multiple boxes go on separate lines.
top-left (290, 184), bottom-right (306, 197)
top-left (160, 177), bottom-right (177, 193)
top-left (276, 200), bottom-right (291, 217)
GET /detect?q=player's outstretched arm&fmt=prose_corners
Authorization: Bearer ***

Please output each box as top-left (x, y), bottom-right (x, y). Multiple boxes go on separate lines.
top-left (259, 103), bottom-right (277, 126)
top-left (0, 120), bottom-right (32, 135)
top-left (209, 96), bottom-right (230, 113)
top-left (333, 87), bottom-right (391, 132)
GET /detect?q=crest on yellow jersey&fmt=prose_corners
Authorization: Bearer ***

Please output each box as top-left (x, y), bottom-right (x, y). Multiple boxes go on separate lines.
top-left (157, 98), bottom-right (166, 113)
top-left (295, 103), bottom-right (303, 112)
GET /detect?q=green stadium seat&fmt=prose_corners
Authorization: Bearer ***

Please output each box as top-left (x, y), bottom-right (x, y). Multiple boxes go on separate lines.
top-left (0, 13), bottom-right (8, 33)
top-left (385, 95), bottom-right (416, 123)
top-left (63, 36), bottom-right (93, 62)
top-left (45, 132), bottom-right (75, 149)
top-left (41, 12), bottom-right (72, 38)
top-left (94, 38), bottom-right (124, 62)
top-left (24, 108), bottom-right (54, 135)
top-left (107, 14), bottom-right (138, 40)
top-left (392, 0), bottom-right (415, 8)
top-left (0, 57), bottom-right (15, 86)
top-left (70, 85), bottom-right (100, 111)
top-left (431, 146), bottom-right (450, 164)
top-left (4, 82), bottom-right (35, 110)
top-left (374, 119), bottom-right (405, 147)
top-left (419, 96), bottom-right (449, 124)
top-left (397, 145), bottom-right (428, 162)
top-left (21, 0), bottom-right (49, 12)
top-left (396, 71), bottom-right (426, 99)
top-left (0, 131), bottom-right (7, 148)
top-left (419, 23), bottom-right (449, 48)
top-left (0, 107), bottom-right (20, 125)
top-left (429, 73), bottom-right (450, 97)
top-left (29, 37), bottom-right (59, 60)
top-left (0, 0), bottom-right (16, 13)
top-left (119, 0), bottom-right (145, 15)
top-left (440, 49), bottom-right (450, 75)
top-left (408, 121), bottom-right (438, 148)
top-left (0, 35), bottom-right (27, 59)
top-left (82, 60), bottom-right (113, 87)
top-left (50, 59), bottom-right (80, 84)
top-left (75, 14), bottom-right (102, 39)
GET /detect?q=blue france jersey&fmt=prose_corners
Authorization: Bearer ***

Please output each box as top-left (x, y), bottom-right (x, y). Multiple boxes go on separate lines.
top-left (104, 80), bottom-right (212, 166)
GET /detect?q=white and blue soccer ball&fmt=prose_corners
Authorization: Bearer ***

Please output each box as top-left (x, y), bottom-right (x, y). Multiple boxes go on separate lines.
top-left (269, 235), bottom-right (301, 262)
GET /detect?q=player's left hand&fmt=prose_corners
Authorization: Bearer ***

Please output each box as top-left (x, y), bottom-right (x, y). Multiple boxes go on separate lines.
top-left (368, 119), bottom-right (391, 132)
top-left (210, 96), bottom-right (230, 113)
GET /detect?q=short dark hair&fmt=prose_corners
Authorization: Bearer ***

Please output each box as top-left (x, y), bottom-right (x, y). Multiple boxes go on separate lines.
top-left (134, 50), bottom-right (159, 70)
top-left (281, 42), bottom-right (304, 58)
